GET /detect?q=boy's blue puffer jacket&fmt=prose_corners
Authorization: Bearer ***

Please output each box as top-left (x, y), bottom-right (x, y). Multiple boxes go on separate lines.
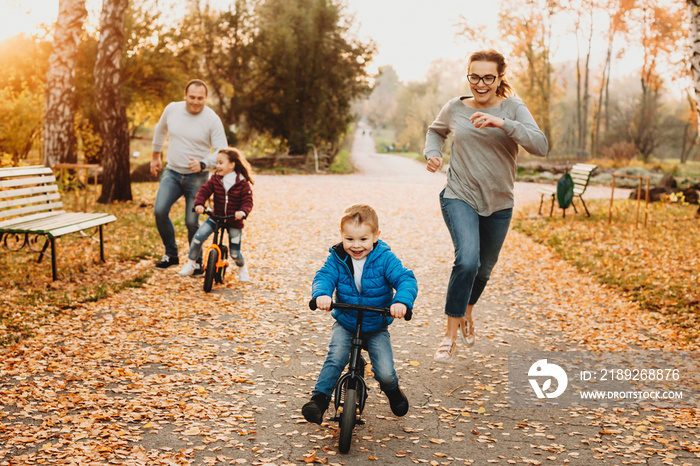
top-left (312, 240), bottom-right (418, 333)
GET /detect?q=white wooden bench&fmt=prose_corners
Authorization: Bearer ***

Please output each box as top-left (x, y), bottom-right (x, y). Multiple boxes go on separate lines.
top-left (0, 165), bottom-right (117, 280)
top-left (538, 163), bottom-right (597, 217)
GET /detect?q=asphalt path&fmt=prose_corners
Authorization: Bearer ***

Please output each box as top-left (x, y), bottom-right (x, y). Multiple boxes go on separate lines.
top-left (2, 127), bottom-right (697, 466)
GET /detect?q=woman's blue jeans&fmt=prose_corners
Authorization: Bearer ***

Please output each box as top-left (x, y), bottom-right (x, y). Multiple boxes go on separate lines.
top-left (153, 169), bottom-right (209, 260)
top-left (440, 191), bottom-right (512, 318)
top-left (188, 217), bottom-right (245, 266)
top-left (312, 322), bottom-right (399, 398)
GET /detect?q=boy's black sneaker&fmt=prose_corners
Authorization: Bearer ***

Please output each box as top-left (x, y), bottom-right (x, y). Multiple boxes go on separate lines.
top-left (384, 386), bottom-right (409, 417)
top-left (155, 255), bottom-right (179, 270)
top-left (302, 393), bottom-right (330, 425)
top-left (192, 263), bottom-right (204, 276)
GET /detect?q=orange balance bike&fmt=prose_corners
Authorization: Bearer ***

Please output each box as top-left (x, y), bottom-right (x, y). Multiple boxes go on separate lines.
top-left (200, 208), bottom-right (243, 293)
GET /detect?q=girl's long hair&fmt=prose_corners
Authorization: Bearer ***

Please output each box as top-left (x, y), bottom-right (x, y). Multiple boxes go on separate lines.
top-left (468, 49), bottom-right (515, 98)
top-left (219, 147), bottom-right (254, 185)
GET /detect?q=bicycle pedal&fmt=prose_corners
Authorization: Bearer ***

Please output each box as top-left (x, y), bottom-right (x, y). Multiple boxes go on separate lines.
top-left (356, 419), bottom-right (365, 425)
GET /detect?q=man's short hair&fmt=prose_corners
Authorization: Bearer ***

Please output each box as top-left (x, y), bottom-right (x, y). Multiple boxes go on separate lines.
top-left (340, 204), bottom-right (379, 233)
top-left (185, 79), bottom-right (208, 96)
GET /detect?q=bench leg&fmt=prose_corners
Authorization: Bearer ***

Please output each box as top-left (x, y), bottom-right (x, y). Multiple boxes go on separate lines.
top-left (579, 197), bottom-right (590, 217)
top-left (50, 237), bottom-right (58, 281)
top-left (99, 225), bottom-right (106, 262)
top-left (37, 236), bottom-right (50, 264)
top-left (571, 200), bottom-right (578, 214)
top-left (538, 194), bottom-right (544, 215)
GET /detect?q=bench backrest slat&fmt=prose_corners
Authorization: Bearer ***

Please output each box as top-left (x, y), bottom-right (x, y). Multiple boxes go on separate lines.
top-left (0, 184), bottom-right (58, 200)
top-left (0, 201), bottom-right (64, 222)
top-left (0, 166), bottom-right (53, 179)
top-left (0, 192), bottom-right (62, 210)
top-left (0, 174), bottom-right (58, 189)
top-left (568, 163), bottom-right (596, 194)
top-left (0, 166), bottom-right (65, 225)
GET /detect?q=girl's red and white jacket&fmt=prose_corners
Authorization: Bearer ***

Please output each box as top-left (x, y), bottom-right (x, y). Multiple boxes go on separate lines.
top-left (194, 173), bottom-right (253, 229)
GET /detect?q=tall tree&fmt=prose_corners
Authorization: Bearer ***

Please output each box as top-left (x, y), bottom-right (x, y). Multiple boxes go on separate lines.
top-left (43, 0), bottom-right (87, 167)
top-left (248, 0), bottom-right (375, 155)
top-left (498, 0), bottom-right (560, 146)
top-left (591, 0), bottom-right (635, 158)
top-left (629, 1), bottom-right (687, 161)
top-left (572, 0), bottom-right (594, 158)
top-left (94, 0), bottom-right (132, 203)
top-left (688, 0), bottom-right (700, 136)
top-left (176, 0), bottom-right (257, 140)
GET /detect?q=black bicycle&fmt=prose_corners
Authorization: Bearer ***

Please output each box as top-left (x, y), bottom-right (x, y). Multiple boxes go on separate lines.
top-left (199, 208), bottom-right (242, 293)
top-left (308, 298), bottom-right (412, 453)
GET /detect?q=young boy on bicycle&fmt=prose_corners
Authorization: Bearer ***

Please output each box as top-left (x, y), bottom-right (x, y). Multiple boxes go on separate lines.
top-left (302, 204), bottom-right (418, 424)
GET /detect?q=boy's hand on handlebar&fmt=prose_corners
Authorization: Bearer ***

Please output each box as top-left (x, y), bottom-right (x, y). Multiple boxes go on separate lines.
top-left (316, 296), bottom-right (332, 311)
top-left (235, 211), bottom-right (246, 220)
top-left (194, 205), bottom-right (205, 215)
top-left (390, 303), bottom-right (407, 319)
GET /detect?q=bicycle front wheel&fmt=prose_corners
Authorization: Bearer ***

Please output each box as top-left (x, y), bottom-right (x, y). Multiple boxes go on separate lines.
top-left (203, 249), bottom-right (219, 293)
top-left (338, 387), bottom-right (356, 453)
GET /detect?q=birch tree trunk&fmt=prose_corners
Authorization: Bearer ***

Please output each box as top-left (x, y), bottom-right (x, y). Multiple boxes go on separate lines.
top-left (689, 0), bottom-right (700, 136)
top-left (94, 0), bottom-right (132, 203)
top-left (43, 0), bottom-right (87, 167)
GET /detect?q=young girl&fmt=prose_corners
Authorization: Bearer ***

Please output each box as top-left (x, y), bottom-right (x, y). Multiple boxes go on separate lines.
top-left (178, 147), bottom-right (254, 281)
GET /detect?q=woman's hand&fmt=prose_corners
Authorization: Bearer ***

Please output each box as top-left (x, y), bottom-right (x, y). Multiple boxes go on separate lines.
top-left (316, 295), bottom-right (332, 311)
top-left (470, 112), bottom-right (504, 129)
top-left (390, 302), bottom-right (407, 319)
top-left (426, 156), bottom-right (443, 173)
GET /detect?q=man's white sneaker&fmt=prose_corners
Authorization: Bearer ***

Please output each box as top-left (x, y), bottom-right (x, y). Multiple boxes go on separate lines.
top-left (238, 264), bottom-right (250, 282)
top-left (178, 261), bottom-right (196, 276)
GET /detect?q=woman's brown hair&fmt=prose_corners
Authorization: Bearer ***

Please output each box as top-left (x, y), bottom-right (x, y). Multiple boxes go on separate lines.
top-left (219, 147), bottom-right (254, 185)
top-left (468, 49), bottom-right (515, 98)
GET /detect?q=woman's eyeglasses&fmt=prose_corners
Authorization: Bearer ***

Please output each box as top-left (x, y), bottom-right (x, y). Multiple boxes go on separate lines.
top-left (467, 74), bottom-right (499, 85)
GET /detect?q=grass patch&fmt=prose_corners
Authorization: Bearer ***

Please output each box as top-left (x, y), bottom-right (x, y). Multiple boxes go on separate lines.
top-left (513, 199), bottom-right (700, 340)
top-left (0, 182), bottom-right (172, 345)
top-left (329, 148), bottom-right (353, 174)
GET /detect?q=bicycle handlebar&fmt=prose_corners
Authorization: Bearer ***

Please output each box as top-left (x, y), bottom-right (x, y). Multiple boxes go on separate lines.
top-left (192, 207), bottom-right (244, 220)
top-left (308, 298), bottom-right (412, 321)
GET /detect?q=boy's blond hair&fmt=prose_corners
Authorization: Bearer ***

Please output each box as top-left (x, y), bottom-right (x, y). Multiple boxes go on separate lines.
top-left (340, 204), bottom-right (379, 233)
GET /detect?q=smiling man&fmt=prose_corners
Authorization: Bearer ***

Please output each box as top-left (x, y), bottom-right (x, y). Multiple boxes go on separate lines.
top-left (150, 79), bottom-right (228, 272)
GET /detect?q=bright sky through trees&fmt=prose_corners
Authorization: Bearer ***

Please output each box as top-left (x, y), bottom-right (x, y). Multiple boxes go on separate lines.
top-left (0, 0), bottom-right (498, 83)
top-left (0, 0), bottom-right (679, 85)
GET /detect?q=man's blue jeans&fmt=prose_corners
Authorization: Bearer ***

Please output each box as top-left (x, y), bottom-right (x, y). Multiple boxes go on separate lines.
top-left (440, 190), bottom-right (512, 318)
top-left (154, 169), bottom-right (209, 259)
top-left (312, 322), bottom-right (399, 398)
top-left (188, 217), bottom-right (245, 266)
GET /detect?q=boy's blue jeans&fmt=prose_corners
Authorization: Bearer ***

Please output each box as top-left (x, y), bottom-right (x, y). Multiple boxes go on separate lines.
top-left (440, 190), bottom-right (512, 318)
top-left (312, 322), bottom-right (399, 398)
top-left (187, 217), bottom-right (244, 266)
top-left (153, 169), bottom-right (209, 260)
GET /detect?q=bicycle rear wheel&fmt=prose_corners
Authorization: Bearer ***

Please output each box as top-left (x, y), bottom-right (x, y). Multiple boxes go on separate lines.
top-left (203, 249), bottom-right (219, 293)
top-left (338, 387), bottom-right (356, 453)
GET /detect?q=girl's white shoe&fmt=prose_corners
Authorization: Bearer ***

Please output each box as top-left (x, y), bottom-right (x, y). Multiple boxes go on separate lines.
top-left (178, 261), bottom-right (196, 276)
top-left (238, 264), bottom-right (250, 282)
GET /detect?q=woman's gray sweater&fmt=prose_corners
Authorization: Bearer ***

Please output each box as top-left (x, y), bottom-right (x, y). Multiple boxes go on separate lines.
top-left (424, 96), bottom-right (548, 216)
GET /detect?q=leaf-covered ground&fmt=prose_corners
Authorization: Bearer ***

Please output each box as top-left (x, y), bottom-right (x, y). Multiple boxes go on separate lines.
top-left (513, 199), bottom-right (699, 344)
top-left (1, 133), bottom-right (698, 465)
